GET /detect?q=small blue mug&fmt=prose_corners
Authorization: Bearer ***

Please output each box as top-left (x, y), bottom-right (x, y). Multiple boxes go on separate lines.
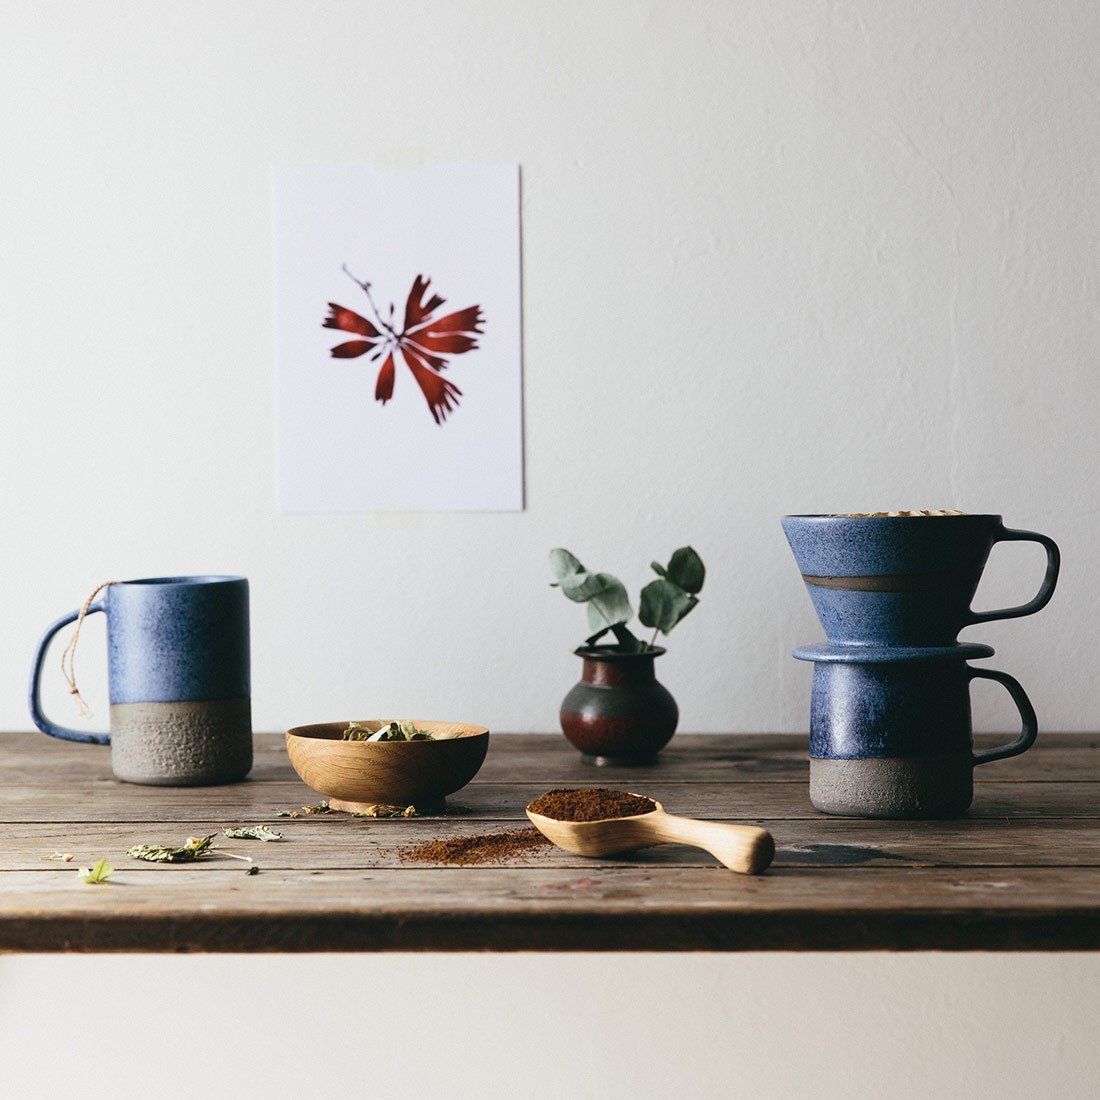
top-left (794, 643), bottom-right (1037, 818)
top-left (29, 576), bottom-right (252, 786)
top-left (781, 514), bottom-right (1059, 646)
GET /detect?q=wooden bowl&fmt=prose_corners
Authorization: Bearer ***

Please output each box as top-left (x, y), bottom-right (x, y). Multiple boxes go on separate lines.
top-left (284, 721), bottom-right (489, 810)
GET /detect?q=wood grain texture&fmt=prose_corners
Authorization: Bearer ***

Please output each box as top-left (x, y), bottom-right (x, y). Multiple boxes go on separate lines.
top-left (0, 732), bottom-right (1098, 952)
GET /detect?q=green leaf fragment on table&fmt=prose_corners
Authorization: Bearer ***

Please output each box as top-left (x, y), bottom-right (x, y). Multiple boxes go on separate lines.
top-left (245, 866), bottom-right (260, 876)
top-left (127, 834), bottom-right (216, 863)
top-left (223, 825), bottom-right (282, 842)
top-left (79, 858), bottom-right (113, 884)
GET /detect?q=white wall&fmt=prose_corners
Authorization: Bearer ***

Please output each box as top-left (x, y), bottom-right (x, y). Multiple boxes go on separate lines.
top-left (2, 953), bottom-right (1098, 1100)
top-left (2, 6), bottom-right (1097, 1099)
top-left (2, 0), bottom-right (1096, 735)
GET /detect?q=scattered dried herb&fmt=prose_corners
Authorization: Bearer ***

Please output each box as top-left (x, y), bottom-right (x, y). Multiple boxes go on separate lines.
top-left (351, 804), bottom-right (417, 818)
top-left (397, 827), bottom-right (550, 866)
top-left (245, 866), bottom-right (260, 876)
top-left (526, 788), bottom-right (657, 822)
top-left (127, 834), bottom-right (216, 863)
top-left (46, 851), bottom-right (74, 862)
top-left (277, 801), bottom-right (331, 818)
top-left (223, 825), bottom-right (282, 842)
top-left (79, 858), bottom-right (113, 884)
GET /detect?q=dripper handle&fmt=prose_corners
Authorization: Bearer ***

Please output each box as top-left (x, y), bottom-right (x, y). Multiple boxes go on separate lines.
top-left (968, 527), bottom-right (1060, 626)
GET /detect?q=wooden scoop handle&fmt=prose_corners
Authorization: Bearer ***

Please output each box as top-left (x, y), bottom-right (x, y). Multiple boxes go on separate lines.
top-left (641, 810), bottom-right (775, 874)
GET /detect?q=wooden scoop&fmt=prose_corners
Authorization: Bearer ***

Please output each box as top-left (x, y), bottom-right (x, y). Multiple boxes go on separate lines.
top-left (526, 797), bottom-right (775, 875)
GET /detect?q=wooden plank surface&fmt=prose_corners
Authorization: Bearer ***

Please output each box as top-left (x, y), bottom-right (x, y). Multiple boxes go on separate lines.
top-left (1, 731), bottom-right (1098, 952)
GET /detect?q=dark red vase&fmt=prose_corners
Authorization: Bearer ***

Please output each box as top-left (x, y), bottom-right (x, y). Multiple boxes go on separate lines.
top-left (560, 646), bottom-right (679, 762)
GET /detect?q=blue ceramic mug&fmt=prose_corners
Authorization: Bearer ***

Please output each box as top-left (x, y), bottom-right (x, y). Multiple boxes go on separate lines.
top-left (794, 643), bottom-right (1037, 818)
top-left (781, 514), bottom-right (1059, 646)
top-left (29, 576), bottom-right (252, 786)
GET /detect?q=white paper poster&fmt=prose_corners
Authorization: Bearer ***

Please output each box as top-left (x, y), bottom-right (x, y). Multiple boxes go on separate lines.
top-left (275, 164), bottom-right (523, 511)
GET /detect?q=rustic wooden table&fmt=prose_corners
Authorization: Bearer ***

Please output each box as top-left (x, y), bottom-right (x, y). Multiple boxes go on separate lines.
top-left (1, 732), bottom-right (1097, 952)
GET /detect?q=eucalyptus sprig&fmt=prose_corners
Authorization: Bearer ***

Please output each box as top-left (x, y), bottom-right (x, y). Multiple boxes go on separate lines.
top-left (549, 546), bottom-right (705, 652)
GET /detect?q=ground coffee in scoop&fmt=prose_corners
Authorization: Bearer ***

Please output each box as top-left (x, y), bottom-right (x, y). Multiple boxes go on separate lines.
top-left (527, 788), bottom-right (657, 822)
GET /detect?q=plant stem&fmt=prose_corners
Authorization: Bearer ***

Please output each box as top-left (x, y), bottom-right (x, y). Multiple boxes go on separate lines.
top-left (342, 264), bottom-right (397, 337)
top-left (214, 849), bottom-right (253, 863)
top-left (649, 627), bottom-right (660, 650)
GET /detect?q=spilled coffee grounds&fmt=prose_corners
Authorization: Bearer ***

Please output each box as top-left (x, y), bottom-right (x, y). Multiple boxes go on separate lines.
top-left (397, 827), bottom-right (550, 866)
top-left (526, 788), bottom-right (657, 822)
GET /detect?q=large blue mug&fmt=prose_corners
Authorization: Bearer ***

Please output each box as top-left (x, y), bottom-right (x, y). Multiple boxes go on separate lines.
top-left (29, 576), bottom-right (252, 786)
top-left (781, 514), bottom-right (1060, 646)
top-left (793, 643), bottom-right (1037, 818)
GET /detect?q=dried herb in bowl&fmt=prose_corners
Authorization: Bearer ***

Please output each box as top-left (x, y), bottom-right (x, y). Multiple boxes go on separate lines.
top-left (341, 720), bottom-right (455, 742)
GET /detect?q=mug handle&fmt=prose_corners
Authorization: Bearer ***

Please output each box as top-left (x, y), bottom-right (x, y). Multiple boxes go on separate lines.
top-left (28, 605), bottom-right (110, 744)
top-left (967, 527), bottom-right (1060, 626)
top-left (969, 667), bottom-right (1037, 766)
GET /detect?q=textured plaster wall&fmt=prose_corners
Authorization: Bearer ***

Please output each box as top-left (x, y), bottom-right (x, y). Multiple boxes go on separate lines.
top-left (2, 0), bottom-right (1097, 735)
top-left (1, 5), bottom-right (1097, 1099)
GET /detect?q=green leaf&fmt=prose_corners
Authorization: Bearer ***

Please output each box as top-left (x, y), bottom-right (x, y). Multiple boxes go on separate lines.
top-left (549, 548), bottom-right (585, 584)
top-left (557, 569), bottom-right (604, 603)
top-left (245, 865), bottom-right (260, 876)
top-left (585, 627), bottom-right (611, 646)
top-left (79, 858), bottom-right (113, 884)
top-left (582, 574), bottom-right (633, 631)
top-left (650, 561), bottom-right (668, 579)
top-left (223, 825), bottom-right (282, 842)
top-left (639, 579), bottom-right (698, 635)
top-left (664, 547), bottom-right (705, 594)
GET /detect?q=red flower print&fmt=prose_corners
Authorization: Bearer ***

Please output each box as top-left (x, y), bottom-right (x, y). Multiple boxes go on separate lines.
top-left (323, 267), bottom-right (484, 424)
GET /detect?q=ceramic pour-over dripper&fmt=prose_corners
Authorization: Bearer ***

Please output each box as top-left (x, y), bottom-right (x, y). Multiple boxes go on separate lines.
top-left (793, 643), bottom-right (1037, 819)
top-left (781, 514), bottom-right (1059, 647)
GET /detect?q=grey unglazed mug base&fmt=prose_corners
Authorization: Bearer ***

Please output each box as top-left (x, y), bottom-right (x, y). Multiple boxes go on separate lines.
top-left (810, 754), bottom-right (973, 818)
top-left (109, 698), bottom-right (253, 786)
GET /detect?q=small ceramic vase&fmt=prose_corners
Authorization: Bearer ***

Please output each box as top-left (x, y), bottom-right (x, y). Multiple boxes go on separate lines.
top-left (560, 646), bottom-right (678, 763)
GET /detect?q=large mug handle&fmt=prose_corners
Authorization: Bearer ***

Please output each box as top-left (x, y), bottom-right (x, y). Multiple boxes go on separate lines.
top-left (28, 605), bottom-right (110, 744)
top-left (969, 667), bottom-right (1037, 766)
top-left (968, 527), bottom-right (1060, 626)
